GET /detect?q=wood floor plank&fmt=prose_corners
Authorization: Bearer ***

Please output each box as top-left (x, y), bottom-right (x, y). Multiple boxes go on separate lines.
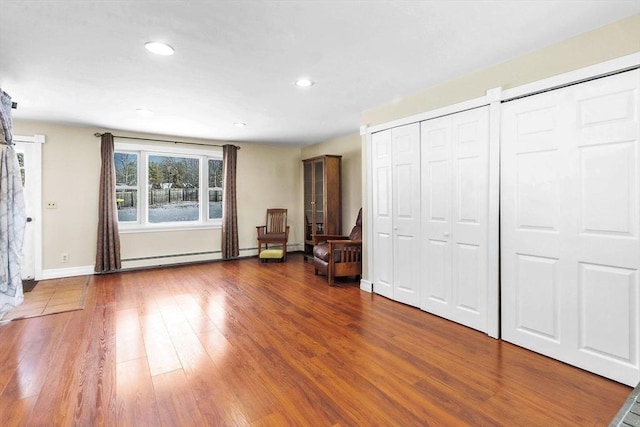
top-left (72, 302), bottom-right (118, 426)
top-left (115, 307), bottom-right (146, 363)
top-left (140, 310), bottom-right (182, 376)
top-left (0, 254), bottom-right (632, 426)
top-left (0, 395), bottom-right (37, 427)
top-left (20, 312), bottom-right (86, 426)
top-left (0, 314), bottom-right (70, 401)
top-left (116, 357), bottom-right (160, 426)
top-left (152, 368), bottom-right (208, 426)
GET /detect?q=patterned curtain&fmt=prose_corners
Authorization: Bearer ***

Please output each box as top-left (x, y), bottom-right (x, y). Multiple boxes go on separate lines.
top-left (94, 132), bottom-right (121, 272)
top-left (221, 144), bottom-right (239, 259)
top-left (0, 90), bottom-right (26, 317)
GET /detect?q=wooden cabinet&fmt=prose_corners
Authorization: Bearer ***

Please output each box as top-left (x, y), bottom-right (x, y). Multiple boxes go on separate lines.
top-left (303, 155), bottom-right (342, 259)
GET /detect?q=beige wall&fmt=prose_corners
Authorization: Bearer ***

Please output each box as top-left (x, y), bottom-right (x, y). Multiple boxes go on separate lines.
top-left (13, 120), bottom-right (303, 272)
top-left (301, 132), bottom-right (362, 232)
top-left (363, 14), bottom-right (640, 126)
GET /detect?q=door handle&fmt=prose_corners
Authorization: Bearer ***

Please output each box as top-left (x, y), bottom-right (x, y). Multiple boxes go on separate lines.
top-left (26, 217), bottom-right (33, 222)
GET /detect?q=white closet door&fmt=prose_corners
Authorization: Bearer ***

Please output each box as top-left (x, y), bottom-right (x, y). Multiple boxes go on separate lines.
top-left (501, 69), bottom-right (640, 386)
top-left (421, 107), bottom-right (490, 332)
top-left (392, 123), bottom-right (421, 307)
top-left (371, 129), bottom-right (394, 299)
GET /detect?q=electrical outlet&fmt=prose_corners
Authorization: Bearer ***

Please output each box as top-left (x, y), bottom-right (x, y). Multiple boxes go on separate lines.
top-left (61, 253), bottom-right (69, 263)
top-left (46, 202), bottom-right (57, 209)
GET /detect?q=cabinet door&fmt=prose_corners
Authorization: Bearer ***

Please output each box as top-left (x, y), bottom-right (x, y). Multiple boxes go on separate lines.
top-left (371, 130), bottom-right (394, 299)
top-left (420, 107), bottom-right (490, 332)
top-left (392, 123), bottom-right (421, 307)
top-left (313, 160), bottom-right (325, 233)
top-left (501, 70), bottom-right (640, 386)
top-left (304, 161), bottom-right (313, 238)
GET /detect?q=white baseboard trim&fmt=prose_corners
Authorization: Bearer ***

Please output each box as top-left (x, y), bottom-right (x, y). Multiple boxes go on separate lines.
top-left (41, 244), bottom-right (306, 278)
top-left (123, 252), bottom-right (220, 270)
top-left (41, 265), bottom-right (95, 280)
top-left (360, 279), bottom-right (373, 293)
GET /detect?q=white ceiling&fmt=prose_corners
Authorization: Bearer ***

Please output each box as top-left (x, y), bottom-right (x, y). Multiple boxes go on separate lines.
top-left (1, 1), bottom-right (638, 146)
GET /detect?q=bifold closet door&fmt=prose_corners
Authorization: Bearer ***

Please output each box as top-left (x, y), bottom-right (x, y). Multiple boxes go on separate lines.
top-left (391, 124), bottom-right (421, 307)
top-left (501, 69), bottom-right (640, 386)
top-left (371, 129), bottom-right (394, 300)
top-left (420, 107), bottom-right (490, 333)
top-left (371, 123), bottom-right (421, 307)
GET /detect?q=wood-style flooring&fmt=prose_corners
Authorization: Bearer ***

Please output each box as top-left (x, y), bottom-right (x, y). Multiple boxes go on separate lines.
top-left (1, 276), bottom-right (88, 321)
top-left (0, 254), bottom-right (631, 426)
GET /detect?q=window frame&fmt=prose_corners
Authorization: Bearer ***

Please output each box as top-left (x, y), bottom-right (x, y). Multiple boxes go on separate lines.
top-left (114, 141), bottom-right (223, 233)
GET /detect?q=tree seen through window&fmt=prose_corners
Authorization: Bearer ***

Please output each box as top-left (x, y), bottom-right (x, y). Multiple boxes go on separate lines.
top-left (114, 150), bottom-right (223, 225)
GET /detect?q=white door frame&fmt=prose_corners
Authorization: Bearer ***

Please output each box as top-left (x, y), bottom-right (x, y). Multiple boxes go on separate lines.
top-left (13, 134), bottom-right (44, 281)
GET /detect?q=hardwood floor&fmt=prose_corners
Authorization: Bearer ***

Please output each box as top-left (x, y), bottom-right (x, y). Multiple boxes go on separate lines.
top-left (0, 254), bottom-right (631, 426)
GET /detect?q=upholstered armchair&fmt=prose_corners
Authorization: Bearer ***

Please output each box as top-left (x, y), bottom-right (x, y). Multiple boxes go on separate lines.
top-left (313, 208), bottom-right (362, 286)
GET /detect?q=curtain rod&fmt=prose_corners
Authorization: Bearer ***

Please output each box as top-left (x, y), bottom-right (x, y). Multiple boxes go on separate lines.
top-left (93, 132), bottom-right (240, 150)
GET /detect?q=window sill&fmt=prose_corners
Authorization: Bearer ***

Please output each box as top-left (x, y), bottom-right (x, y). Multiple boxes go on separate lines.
top-left (118, 223), bottom-right (222, 234)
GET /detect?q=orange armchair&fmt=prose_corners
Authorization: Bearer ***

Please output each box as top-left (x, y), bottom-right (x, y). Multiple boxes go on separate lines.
top-left (313, 208), bottom-right (362, 286)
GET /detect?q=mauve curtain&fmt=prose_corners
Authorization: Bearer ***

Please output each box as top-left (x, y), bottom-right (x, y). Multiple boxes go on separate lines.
top-left (0, 90), bottom-right (26, 317)
top-left (95, 132), bottom-right (121, 272)
top-left (221, 144), bottom-right (239, 259)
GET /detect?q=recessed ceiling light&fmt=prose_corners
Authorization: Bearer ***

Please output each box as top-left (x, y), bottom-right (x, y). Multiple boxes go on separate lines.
top-left (234, 122), bottom-right (247, 128)
top-left (295, 78), bottom-right (315, 88)
top-left (136, 108), bottom-right (154, 117)
top-left (145, 41), bottom-right (174, 56)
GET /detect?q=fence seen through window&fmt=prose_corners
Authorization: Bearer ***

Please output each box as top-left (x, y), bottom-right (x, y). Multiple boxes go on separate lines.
top-left (114, 151), bottom-right (223, 225)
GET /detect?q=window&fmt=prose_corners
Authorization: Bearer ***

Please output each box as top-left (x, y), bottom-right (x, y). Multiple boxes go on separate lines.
top-left (208, 158), bottom-right (223, 220)
top-left (148, 155), bottom-right (200, 223)
top-left (115, 152), bottom-right (138, 222)
top-left (114, 142), bottom-right (223, 230)
top-left (16, 152), bottom-right (25, 186)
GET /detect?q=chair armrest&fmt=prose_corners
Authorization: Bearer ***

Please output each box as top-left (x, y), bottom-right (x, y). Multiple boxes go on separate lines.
top-left (327, 239), bottom-right (362, 247)
top-left (327, 240), bottom-right (362, 263)
top-left (312, 234), bottom-right (347, 244)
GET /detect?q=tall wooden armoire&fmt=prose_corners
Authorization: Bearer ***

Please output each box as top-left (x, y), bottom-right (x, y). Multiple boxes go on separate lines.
top-left (303, 155), bottom-right (342, 260)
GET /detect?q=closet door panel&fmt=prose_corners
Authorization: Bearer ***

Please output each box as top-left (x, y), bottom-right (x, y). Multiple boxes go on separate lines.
top-left (501, 69), bottom-right (640, 386)
top-left (451, 108), bottom-right (489, 330)
top-left (392, 123), bottom-right (421, 307)
top-left (502, 89), bottom-right (566, 356)
top-left (421, 117), bottom-right (452, 315)
top-left (421, 107), bottom-right (490, 332)
top-left (455, 242), bottom-right (481, 312)
top-left (425, 240), bottom-right (448, 304)
top-left (372, 130), bottom-right (394, 299)
top-left (571, 70), bottom-right (639, 384)
top-left (515, 254), bottom-right (559, 340)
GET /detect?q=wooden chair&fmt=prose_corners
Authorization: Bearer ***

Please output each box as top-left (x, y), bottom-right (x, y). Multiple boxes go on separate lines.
top-left (313, 208), bottom-right (362, 286)
top-left (256, 208), bottom-right (290, 262)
